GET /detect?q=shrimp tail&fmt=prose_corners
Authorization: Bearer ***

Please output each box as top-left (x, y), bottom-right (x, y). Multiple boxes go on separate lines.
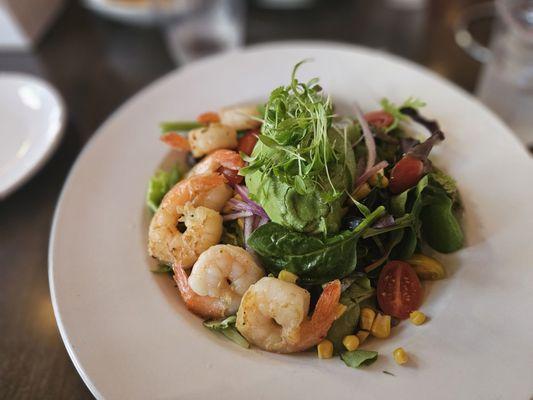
top-left (296, 279), bottom-right (341, 351)
top-left (173, 264), bottom-right (226, 319)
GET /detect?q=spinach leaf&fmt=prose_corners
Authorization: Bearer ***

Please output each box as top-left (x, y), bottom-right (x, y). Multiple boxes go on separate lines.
top-left (341, 350), bottom-right (379, 368)
top-left (248, 206), bottom-right (385, 284)
top-left (146, 166), bottom-right (182, 212)
top-left (203, 316), bottom-right (250, 349)
top-left (419, 187), bottom-right (464, 253)
top-left (326, 277), bottom-right (375, 352)
top-left (327, 301), bottom-right (360, 353)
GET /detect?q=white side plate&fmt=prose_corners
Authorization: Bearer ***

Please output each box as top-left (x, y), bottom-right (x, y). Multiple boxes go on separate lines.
top-left (0, 72), bottom-right (65, 199)
top-left (49, 42), bottom-right (533, 400)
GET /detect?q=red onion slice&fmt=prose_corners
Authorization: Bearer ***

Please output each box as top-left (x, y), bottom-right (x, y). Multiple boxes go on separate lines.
top-left (354, 103), bottom-right (376, 173)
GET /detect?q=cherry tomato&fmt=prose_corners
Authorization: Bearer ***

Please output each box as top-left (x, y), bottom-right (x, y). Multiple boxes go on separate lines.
top-left (218, 166), bottom-right (243, 185)
top-left (196, 111), bottom-right (220, 125)
top-left (364, 111), bottom-right (394, 129)
top-left (238, 131), bottom-right (259, 156)
top-left (389, 156), bottom-right (424, 194)
top-left (377, 260), bottom-right (423, 319)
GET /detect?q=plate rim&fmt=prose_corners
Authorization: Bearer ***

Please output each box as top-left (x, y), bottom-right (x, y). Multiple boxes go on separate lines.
top-left (0, 71), bottom-right (66, 199)
top-left (48, 40), bottom-right (531, 399)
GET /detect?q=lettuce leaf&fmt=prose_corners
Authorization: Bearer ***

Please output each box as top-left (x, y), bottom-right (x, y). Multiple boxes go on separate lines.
top-left (146, 166), bottom-right (181, 213)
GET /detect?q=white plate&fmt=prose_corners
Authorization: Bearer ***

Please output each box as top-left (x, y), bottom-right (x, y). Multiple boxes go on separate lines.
top-left (49, 42), bottom-right (533, 400)
top-left (83, 0), bottom-right (199, 26)
top-left (0, 73), bottom-right (65, 199)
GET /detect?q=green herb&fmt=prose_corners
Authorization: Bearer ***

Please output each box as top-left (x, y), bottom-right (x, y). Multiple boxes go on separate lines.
top-left (247, 206), bottom-right (385, 284)
top-left (203, 316), bottom-right (249, 349)
top-left (327, 277), bottom-right (374, 352)
top-left (380, 97), bottom-right (426, 133)
top-left (383, 370), bottom-right (395, 376)
top-left (146, 166), bottom-right (182, 212)
top-left (241, 61), bottom-right (351, 205)
top-left (160, 121), bottom-right (203, 133)
top-left (341, 350), bottom-right (379, 368)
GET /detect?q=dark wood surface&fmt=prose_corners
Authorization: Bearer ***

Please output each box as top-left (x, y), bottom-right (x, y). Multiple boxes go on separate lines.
top-left (0, 0), bottom-right (486, 398)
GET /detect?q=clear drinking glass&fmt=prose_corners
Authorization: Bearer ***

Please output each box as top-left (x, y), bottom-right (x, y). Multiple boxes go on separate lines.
top-left (156, 0), bottom-right (245, 65)
top-left (455, 0), bottom-right (533, 146)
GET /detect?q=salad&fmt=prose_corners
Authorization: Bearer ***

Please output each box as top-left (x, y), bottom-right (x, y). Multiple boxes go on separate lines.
top-left (146, 62), bottom-right (463, 369)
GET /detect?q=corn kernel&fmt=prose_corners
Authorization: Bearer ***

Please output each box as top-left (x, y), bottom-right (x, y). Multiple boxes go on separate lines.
top-left (371, 313), bottom-right (391, 338)
top-left (368, 171), bottom-right (389, 188)
top-left (352, 183), bottom-right (371, 200)
top-left (356, 330), bottom-right (370, 344)
top-left (393, 347), bottom-right (409, 365)
top-left (406, 253), bottom-right (446, 280)
top-left (335, 303), bottom-right (347, 320)
top-left (342, 335), bottom-right (360, 351)
top-left (360, 307), bottom-right (376, 331)
top-left (278, 270), bottom-right (298, 284)
top-left (409, 310), bottom-right (426, 325)
top-left (317, 340), bottom-right (333, 359)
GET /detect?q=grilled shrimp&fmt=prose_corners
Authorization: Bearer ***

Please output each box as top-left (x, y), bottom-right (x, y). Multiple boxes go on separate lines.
top-left (236, 277), bottom-right (341, 353)
top-left (219, 104), bottom-right (261, 131)
top-left (148, 173), bottom-right (232, 268)
top-left (186, 149), bottom-right (244, 177)
top-left (188, 123), bottom-right (237, 158)
top-left (174, 245), bottom-right (264, 318)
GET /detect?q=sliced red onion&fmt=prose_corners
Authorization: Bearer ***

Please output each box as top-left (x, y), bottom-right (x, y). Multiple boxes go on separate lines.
top-left (234, 185), bottom-right (269, 220)
top-left (223, 211), bottom-right (253, 221)
top-left (354, 160), bottom-right (389, 188)
top-left (373, 214), bottom-right (395, 229)
top-left (243, 216), bottom-right (253, 251)
top-left (354, 103), bottom-right (376, 172)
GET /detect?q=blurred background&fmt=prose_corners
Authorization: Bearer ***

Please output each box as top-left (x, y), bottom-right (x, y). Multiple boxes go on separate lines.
top-left (0, 0), bottom-right (531, 398)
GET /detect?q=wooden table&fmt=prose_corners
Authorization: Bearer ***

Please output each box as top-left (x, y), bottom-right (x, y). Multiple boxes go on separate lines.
top-left (0, 0), bottom-right (488, 398)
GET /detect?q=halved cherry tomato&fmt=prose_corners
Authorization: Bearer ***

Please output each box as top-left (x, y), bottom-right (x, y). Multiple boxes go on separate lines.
top-left (389, 156), bottom-right (424, 194)
top-left (218, 166), bottom-right (243, 185)
top-left (377, 260), bottom-right (423, 319)
top-left (238, 130), bottom-right (259, 156)
top-left (364, 111), bottom-right (394, 129)
top-left (196, 111), bottom-right (220, 125)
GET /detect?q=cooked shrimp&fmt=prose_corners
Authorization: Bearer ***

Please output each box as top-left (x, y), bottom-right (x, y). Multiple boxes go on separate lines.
top-left (188, 123), bottom-right (237, 158)
top-left (219, 104), bottom-right (261, 130)
top-left (186, 149), bottom-right (244, 178)
top-left (174, 245), bottom-right (264, 318)
top-left (236, 277), bottom-right (341, 353)
top-left (148, 173), bottom-right (232, 268)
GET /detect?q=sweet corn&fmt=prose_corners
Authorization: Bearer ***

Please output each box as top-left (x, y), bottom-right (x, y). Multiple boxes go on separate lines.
top-left (409, 310), bottom-right (427, 325)
top-left (278, 270), bottom-right (298, 284)
top-left (342, 335), bottom-right (360, 351)
top-left (335, 303), bottom-right (347, 320)
top-left (407, 253), bottom-right (446, 280)
top-left (356, 330), bottom-right (370, 344)
top-left (352, 183), bottom-right (371, 200)
top-left (360, 307), bottom-right (376, 331)
top-left (371, 313), bottom-right (391, 338)
top-left (317, 340), bottom-right (333, 359)
top-left (368, 171), bottom-right (389, 188)
top-left (393, 347), bottom-right (409, 365)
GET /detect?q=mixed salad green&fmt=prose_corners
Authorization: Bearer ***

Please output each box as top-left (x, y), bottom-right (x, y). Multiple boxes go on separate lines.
top-left (147, 62), bottom-right (463, 368)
